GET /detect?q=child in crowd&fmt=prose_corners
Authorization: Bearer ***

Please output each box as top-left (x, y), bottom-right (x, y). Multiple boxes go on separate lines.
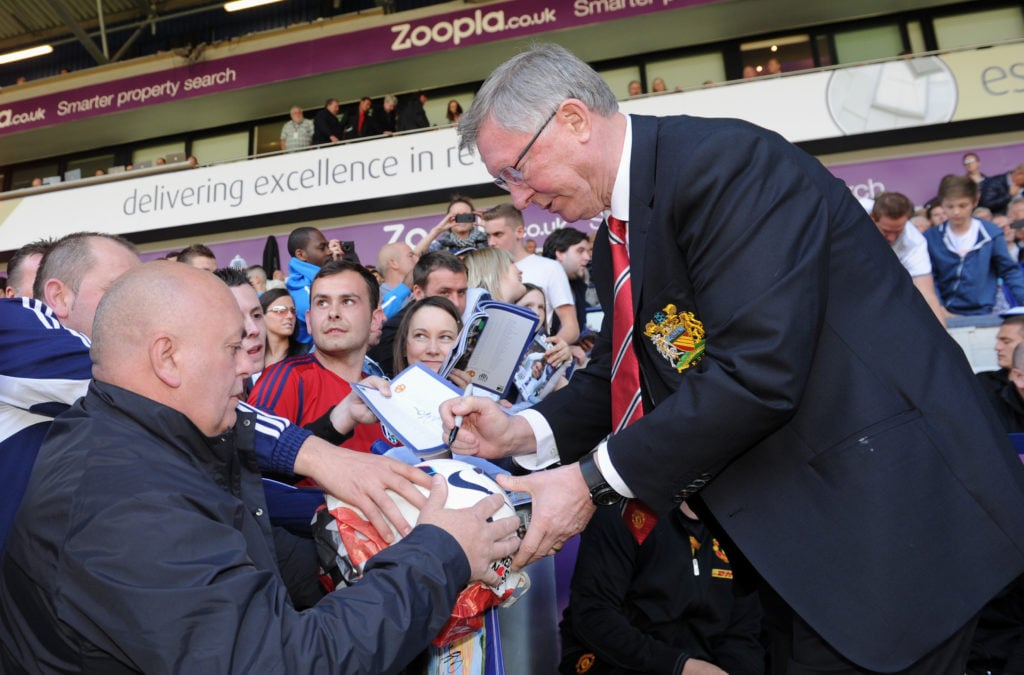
top-left (560, 500), bottom-right (764, 674)
top-left (924, 174), bottom-right (1024, 316)
top-left (514, 283), bottom-right (571, 402)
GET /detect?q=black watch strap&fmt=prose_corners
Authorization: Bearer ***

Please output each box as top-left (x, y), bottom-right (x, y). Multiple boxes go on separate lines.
top-left (579, 451), bottom-right (621, 506)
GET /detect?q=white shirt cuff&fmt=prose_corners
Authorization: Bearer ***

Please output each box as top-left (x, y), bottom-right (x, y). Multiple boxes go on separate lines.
top-left (512, 409), bottom-right (561, 470)
top-left (596, 440), bottom-right (636, 498)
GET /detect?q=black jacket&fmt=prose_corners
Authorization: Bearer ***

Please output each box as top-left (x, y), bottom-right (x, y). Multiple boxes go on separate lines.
top-left (560, 503), bottom-right (763, 674)
top-left (535, 114), bottom-right (1024, 671)
top-left (397, 98), bottom-right (429, 132)
top-left (0, 381), bottom-right (468, 673)
top-left (312, 107), bottom-right (344, 144)
top-left (980, 172), bottom-right (1021, 216)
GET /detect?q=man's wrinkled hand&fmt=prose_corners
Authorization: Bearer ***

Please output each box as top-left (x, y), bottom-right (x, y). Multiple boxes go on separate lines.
top-left (496, 465), bottom-right (595, 568)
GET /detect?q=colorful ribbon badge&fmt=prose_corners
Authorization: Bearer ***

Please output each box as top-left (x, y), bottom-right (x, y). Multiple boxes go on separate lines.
top-left (643, 304), bottom-right (706, 372)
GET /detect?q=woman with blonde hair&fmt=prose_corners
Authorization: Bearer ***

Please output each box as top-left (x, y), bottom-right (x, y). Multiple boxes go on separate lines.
top-left (463, 247), bottom-right (525, 303)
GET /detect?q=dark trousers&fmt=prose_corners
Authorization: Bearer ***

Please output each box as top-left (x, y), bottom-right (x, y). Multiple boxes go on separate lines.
top-left (779, 611), bottom-right (978, 675)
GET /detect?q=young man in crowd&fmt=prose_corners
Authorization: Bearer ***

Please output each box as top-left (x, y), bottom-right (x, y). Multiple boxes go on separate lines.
top-left (543, 227), bottom-right (596, 363)
top-left (250, 260), bottom-right (389, 451)
top-left (368, 251), bottom-right (469, 377)
top-left (925, 174), bottom-right (1024, 316)
top-left (482, 203), bottom-right (579, 346)
top-left (286, 226), bottom-right (334, 345)
top-left (177, 243), bottom-right (218, 272)
top-left (869, 191), bottom-right (946, 326)
top-left (3, 238), bottom-right (51, 299)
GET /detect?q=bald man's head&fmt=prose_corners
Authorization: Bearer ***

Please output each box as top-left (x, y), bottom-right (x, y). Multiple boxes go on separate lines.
top-left (92, 261), bottom-right (250, 436)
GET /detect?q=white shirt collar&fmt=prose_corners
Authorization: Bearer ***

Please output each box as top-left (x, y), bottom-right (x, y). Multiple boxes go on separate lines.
top-left (609, 113), bottom-right (632, 223)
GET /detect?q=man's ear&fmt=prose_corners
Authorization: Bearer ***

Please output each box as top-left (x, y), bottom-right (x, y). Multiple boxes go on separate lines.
top-left (371, 308), bottom-right (385, 333)
top-left (149, 335), bottom-right (182, 388)
top-left (294, 249), bottom-right (308, 262)
top-left (411, 285), bottom-right (426, 301)
top-left (43, 279), bottom-right (72, 321)
top-left (559, 99), bottom-right (591, 142)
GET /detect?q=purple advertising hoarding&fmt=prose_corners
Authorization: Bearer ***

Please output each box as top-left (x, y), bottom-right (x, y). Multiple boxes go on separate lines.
top-left (136, 139), bottom-right (1024, 270)
top-left (0, 0), bottom-right (721, 136)
top-left (827, 142), bottom-right (1024, 208)
top-left (140, 204), bottom-right (603, 272)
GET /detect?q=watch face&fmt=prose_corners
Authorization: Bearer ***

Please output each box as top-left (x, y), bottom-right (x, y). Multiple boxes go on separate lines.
top-left (591, 487), bottom-right (621, 507)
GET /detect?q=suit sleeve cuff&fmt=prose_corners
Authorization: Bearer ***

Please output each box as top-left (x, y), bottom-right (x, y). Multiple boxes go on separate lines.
top-left (596, 440), bottom-right (635, 498)
top-left (511, 409), bottom-right (560, 470)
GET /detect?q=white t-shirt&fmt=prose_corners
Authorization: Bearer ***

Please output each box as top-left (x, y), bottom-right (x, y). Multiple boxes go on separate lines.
top-left (947, 219), bottom-right (981, 257)
top-left (890, 222), bottom-right (932, 277)
top-left (515, 254), bottom-right (575, 332)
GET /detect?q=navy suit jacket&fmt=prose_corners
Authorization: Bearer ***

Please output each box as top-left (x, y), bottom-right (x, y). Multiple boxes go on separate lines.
top-left (535, 114), bottom-right (1024, 671)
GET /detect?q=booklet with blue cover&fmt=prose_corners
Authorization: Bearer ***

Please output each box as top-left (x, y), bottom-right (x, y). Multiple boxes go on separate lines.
top-left (441, 299), bottom-right (539, 399)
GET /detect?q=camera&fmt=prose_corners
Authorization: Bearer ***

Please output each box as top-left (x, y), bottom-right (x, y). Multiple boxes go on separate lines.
top-left (454, 213), bottom-right (476, 223)
top-left (336, 240), bottom-right (360, 264)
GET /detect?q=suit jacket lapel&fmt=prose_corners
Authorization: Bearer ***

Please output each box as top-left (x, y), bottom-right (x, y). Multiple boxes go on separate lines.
top-left (627, 115), bottom-right (658, 311)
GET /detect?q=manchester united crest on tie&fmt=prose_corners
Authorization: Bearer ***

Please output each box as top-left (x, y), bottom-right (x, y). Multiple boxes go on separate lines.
top-left (643, 304), bottom-right (706, 372)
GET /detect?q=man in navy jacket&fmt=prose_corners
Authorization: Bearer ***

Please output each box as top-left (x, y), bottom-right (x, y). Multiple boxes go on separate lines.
top-left (0, 262), bottom-right (519, 672)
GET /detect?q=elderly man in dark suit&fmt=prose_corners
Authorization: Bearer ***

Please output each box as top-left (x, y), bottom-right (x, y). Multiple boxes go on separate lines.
top-left (442, 42), bottom-right (1024, 674)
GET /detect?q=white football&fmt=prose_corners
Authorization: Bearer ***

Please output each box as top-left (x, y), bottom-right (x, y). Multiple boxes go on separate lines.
top-left (321, 458), bottom-right (528, 603)
top-left (388, 458), bottom-right (517, 537)
top-left (325, 458), bottom-right (517, 541)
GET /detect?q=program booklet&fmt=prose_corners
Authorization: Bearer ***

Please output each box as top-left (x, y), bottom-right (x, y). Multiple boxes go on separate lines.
top-left (513, 334), bottom-right (574, 404)
top-left (441, 299), bottom-right (539, 399)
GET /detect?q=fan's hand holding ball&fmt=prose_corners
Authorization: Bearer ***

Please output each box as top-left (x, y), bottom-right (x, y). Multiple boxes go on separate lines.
top-left (418, 472), bottom-right (521, 587)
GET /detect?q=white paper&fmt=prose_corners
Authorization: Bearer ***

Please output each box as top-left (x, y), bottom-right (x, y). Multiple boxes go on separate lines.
top-left (352, 363), bottom-right (463, 453)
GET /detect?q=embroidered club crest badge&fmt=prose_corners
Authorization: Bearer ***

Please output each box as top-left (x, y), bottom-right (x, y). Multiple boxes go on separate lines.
top-left (643, 304), bottom-right (706, 372)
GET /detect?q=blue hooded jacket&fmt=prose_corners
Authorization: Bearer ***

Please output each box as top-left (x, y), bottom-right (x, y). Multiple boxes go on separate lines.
top-left (923, 218), bottom-right (1024, 315)
top-left (286, 257), bottom-right (320, 344)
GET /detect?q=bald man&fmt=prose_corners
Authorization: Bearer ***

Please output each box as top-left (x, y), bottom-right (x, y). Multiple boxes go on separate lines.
top-left (0, 232), bottom-right (436, 552)
top-left (0, 262), bottom-right (520, 672)
top-left (377, 241), bottom-right (419, 319)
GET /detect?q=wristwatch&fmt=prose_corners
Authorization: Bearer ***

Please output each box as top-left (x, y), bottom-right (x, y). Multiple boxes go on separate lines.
top-left (578, 451), bottom-right (621, 506)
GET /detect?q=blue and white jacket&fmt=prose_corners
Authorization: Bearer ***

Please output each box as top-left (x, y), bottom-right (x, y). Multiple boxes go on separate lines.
top-left (923, 218), bottom-right (1024, 315)
top-left (286, 257), bottom-right (320, 345)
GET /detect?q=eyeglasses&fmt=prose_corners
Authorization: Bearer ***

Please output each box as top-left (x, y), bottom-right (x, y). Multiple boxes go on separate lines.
top-left (267, 305), bottom-right (297, 315)
top-left (494, 108), bottom-right (558, 191)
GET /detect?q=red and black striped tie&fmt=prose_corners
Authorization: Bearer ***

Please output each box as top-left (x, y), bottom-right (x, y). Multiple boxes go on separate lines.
top-left (608, 215), bottom-right (644, 432)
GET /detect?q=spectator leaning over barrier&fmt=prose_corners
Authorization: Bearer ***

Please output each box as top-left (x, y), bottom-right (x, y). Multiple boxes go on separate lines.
top-left (869, 191), bottom-right (947, 327)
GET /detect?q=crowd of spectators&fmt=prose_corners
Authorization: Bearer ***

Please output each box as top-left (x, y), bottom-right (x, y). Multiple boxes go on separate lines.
top-left (2, 139), bottom-right (1024, 671)
top-left (280, 92), bottom-right (438, 152)
top-left (865, 152), bottom-right (1024, 327)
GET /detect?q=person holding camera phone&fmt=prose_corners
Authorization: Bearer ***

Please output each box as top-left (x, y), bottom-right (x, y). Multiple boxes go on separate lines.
top-left (414, 196), bottom-right (489, 257)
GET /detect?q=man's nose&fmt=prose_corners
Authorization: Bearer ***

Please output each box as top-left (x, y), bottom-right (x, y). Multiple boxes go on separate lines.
top-left (509, 183), bottom-right (534, 211)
